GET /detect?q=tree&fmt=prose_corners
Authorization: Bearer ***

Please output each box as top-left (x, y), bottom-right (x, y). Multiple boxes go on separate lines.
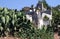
top-left (42, 0), bottom-right (51, 9)
top-left (52, 6), bottom-right (60, 32)
top-left (0, 6), bottom-right (54, 38)
top-left (43, 15), bottom-right (49, 21)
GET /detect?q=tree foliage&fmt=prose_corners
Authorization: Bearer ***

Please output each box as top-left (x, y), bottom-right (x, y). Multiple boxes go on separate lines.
top-left (0, 7), bottom-right (54, 39)
top-left (52, 5), bottom-right (60, 32)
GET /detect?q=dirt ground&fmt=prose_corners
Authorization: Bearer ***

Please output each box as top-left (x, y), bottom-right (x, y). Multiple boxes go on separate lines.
top-left (0, 37), bottom-right (21, 39)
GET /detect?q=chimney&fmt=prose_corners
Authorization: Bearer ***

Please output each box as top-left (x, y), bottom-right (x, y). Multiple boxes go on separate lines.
top-left (42, 2), bottom-right (44, 11)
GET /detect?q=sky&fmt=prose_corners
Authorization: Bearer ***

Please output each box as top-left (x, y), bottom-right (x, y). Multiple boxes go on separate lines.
top-left (0, 0), bottom-right (60, 10)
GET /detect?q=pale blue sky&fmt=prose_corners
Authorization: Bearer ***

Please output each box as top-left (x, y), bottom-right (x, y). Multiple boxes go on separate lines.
top-left (0, 0), bottom-right (60, 10)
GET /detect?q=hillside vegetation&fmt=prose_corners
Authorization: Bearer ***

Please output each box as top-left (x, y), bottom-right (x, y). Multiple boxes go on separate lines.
top-left (0, 0), bottom-right (60, 39)
top-left (0, 7), bottom-right (54, 39)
